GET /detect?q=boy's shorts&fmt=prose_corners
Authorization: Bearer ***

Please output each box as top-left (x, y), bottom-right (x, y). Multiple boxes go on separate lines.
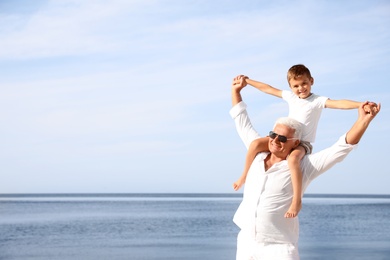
top-left (299, 141), bottom-right (312, 154)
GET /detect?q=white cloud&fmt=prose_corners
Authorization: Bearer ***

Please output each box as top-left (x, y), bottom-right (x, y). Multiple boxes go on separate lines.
top-left (0, 0), bottom-right (149, 59)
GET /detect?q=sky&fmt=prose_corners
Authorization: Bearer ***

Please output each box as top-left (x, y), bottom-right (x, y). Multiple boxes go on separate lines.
top-left (0, 0), bottom-right (389, 194)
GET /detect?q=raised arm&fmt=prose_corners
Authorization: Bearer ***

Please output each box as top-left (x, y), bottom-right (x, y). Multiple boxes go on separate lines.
top-left (245, 78), bottom-right (283, 98)
top-left (345, 101), bottom-right (381, 144)
top-left (231, 76), bottom-right (261, 149)
top-left (232, 76), bottom-right (247, 106)
top-left (303, 101), bottom-right (380, 181)
top-left (325, 99), bottom-right (363, 109)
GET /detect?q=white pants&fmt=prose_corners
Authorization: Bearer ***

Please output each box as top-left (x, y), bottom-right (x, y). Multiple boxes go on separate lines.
top-left (236, 230), bottom-right (299, 260)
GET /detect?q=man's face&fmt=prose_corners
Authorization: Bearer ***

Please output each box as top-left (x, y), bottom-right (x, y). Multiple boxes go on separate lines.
top-left (289, 75), bottom-right (313, 99)
top-left (268, 124), bottom-right (299, 158)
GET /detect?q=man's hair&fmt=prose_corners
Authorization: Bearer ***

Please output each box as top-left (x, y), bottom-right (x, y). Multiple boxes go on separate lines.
top-left (273, 117), bottom-right (303, 139)
top-left (287, 64), bottom-right (312, 83)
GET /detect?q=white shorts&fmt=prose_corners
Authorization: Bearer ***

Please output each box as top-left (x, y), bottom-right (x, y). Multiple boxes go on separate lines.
top-left (236, 230), bottom-right (299, 260)
top-left (298, 140), bottom-right (312, 154)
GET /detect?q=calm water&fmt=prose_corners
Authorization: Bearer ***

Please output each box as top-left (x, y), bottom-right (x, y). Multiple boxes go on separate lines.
top-left (0, 194), bottom-right (389, 260)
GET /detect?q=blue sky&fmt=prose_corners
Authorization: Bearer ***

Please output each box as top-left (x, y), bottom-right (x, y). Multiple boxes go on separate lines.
top-left (0, 0), bottom-right (389, 194)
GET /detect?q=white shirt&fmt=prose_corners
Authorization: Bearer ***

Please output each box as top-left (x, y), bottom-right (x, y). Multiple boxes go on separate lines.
top-left (230, 101), bottom-right (356, 245)
top-left (282, 90), bottom-right (328, 143)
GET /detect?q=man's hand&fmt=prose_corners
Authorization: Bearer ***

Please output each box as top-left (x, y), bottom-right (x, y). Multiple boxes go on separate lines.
top-left (231, 75), bottom-right (248, 106)
top-left (232, 75), bottom-right (248, 92)
top-left (346, 101), bottom-right (380, 144)
top-left (360, 101), bottom-right (381, 123)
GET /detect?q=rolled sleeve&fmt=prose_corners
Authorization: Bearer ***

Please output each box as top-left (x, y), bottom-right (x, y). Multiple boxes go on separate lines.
top-left (230, 101), bottom-right (261, 150)
top-left (229, 101), bottom-right (247, 119)
top-left (303, 133), bottom-right (357, 182)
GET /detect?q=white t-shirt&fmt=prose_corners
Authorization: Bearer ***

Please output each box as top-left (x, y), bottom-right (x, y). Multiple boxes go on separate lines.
top-left (282, 90), bottom-right (328, 143)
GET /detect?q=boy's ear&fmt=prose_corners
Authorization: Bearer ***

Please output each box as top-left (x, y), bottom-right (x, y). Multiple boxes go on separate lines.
top-left (310, 77), bottom-right (314, 85)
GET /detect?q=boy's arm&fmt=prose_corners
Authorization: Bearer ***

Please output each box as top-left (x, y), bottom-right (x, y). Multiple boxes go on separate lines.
top-left (325, 99), bottom-right (363, 109)
top-left (245, 78), bottom-right (283, 98)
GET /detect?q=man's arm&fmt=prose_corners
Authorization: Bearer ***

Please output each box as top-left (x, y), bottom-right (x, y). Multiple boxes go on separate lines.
top-left (230, 76), bottom-right (261, 149)
top-left (303, 101), bottom-right (380, 181)
top-left (232, 76), bottom-right (246, 106)
top-left (346, 101), bottom-right (381, 144)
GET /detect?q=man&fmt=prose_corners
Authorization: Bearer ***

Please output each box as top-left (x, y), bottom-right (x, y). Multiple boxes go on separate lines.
top-left (230, 76), bottom-right (380, 259)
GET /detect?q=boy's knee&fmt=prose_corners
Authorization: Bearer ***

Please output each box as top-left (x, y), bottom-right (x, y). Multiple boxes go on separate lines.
top-left (250, 137), bottom-right (268, 151)
top-left (288, 148), bottom-right (305, 162)
top-left (288, 154), bottom-right (300, 162)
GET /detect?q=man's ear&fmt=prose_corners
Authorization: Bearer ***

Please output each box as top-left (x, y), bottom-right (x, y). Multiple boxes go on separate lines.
top-left (293, 140), bottom-right (300, 149)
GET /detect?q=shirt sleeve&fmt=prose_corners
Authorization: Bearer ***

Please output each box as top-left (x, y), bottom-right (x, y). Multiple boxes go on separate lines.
top-left (281, 90), bottom-right (293, 102)
top-left (302, 134), bottom-right (357, 181)
top-left (317, 95), bottom-right (329, 108)
top-left (230, 101), bottom-right (262, 150)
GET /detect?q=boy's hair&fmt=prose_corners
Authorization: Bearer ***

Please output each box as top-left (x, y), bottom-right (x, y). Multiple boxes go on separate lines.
top-left (274, 117), bottom-right (303, 139)
top-left (287, 64), bottom-right (312, 82)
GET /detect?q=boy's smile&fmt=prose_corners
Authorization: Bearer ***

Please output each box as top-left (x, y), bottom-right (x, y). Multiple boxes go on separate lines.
top-left (289, 75), bottom-right (314, 99)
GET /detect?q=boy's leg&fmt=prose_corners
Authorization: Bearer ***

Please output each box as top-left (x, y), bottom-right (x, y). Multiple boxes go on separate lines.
top-left (285, 146), bottom-right (306, 218)
top-left (233, 137), bottom-right (269, 191)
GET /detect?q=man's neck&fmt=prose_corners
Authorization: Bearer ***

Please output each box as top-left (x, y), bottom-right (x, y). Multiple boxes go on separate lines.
top-left (264, 153), bottom-right (286, 171)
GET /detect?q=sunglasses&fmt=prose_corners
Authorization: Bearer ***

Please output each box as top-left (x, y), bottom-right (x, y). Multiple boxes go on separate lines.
top-left (269, 131), bottom-right (299, 143)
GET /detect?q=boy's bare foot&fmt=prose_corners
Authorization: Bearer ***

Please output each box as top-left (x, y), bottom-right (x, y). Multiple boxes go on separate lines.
top-left (284, 202), bottom-right (302, 218)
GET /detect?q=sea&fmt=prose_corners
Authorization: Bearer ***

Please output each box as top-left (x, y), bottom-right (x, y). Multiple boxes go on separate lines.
top-left (0, 193), bottom-right (389, 260)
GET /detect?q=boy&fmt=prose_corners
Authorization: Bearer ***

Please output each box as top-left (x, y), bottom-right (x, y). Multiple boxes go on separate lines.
top-left (233, 64), bottom-right (365, 218)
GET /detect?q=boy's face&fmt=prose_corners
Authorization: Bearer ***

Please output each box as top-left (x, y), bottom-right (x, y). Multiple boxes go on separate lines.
top-left (288, 75), bottom-right (314, 99)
